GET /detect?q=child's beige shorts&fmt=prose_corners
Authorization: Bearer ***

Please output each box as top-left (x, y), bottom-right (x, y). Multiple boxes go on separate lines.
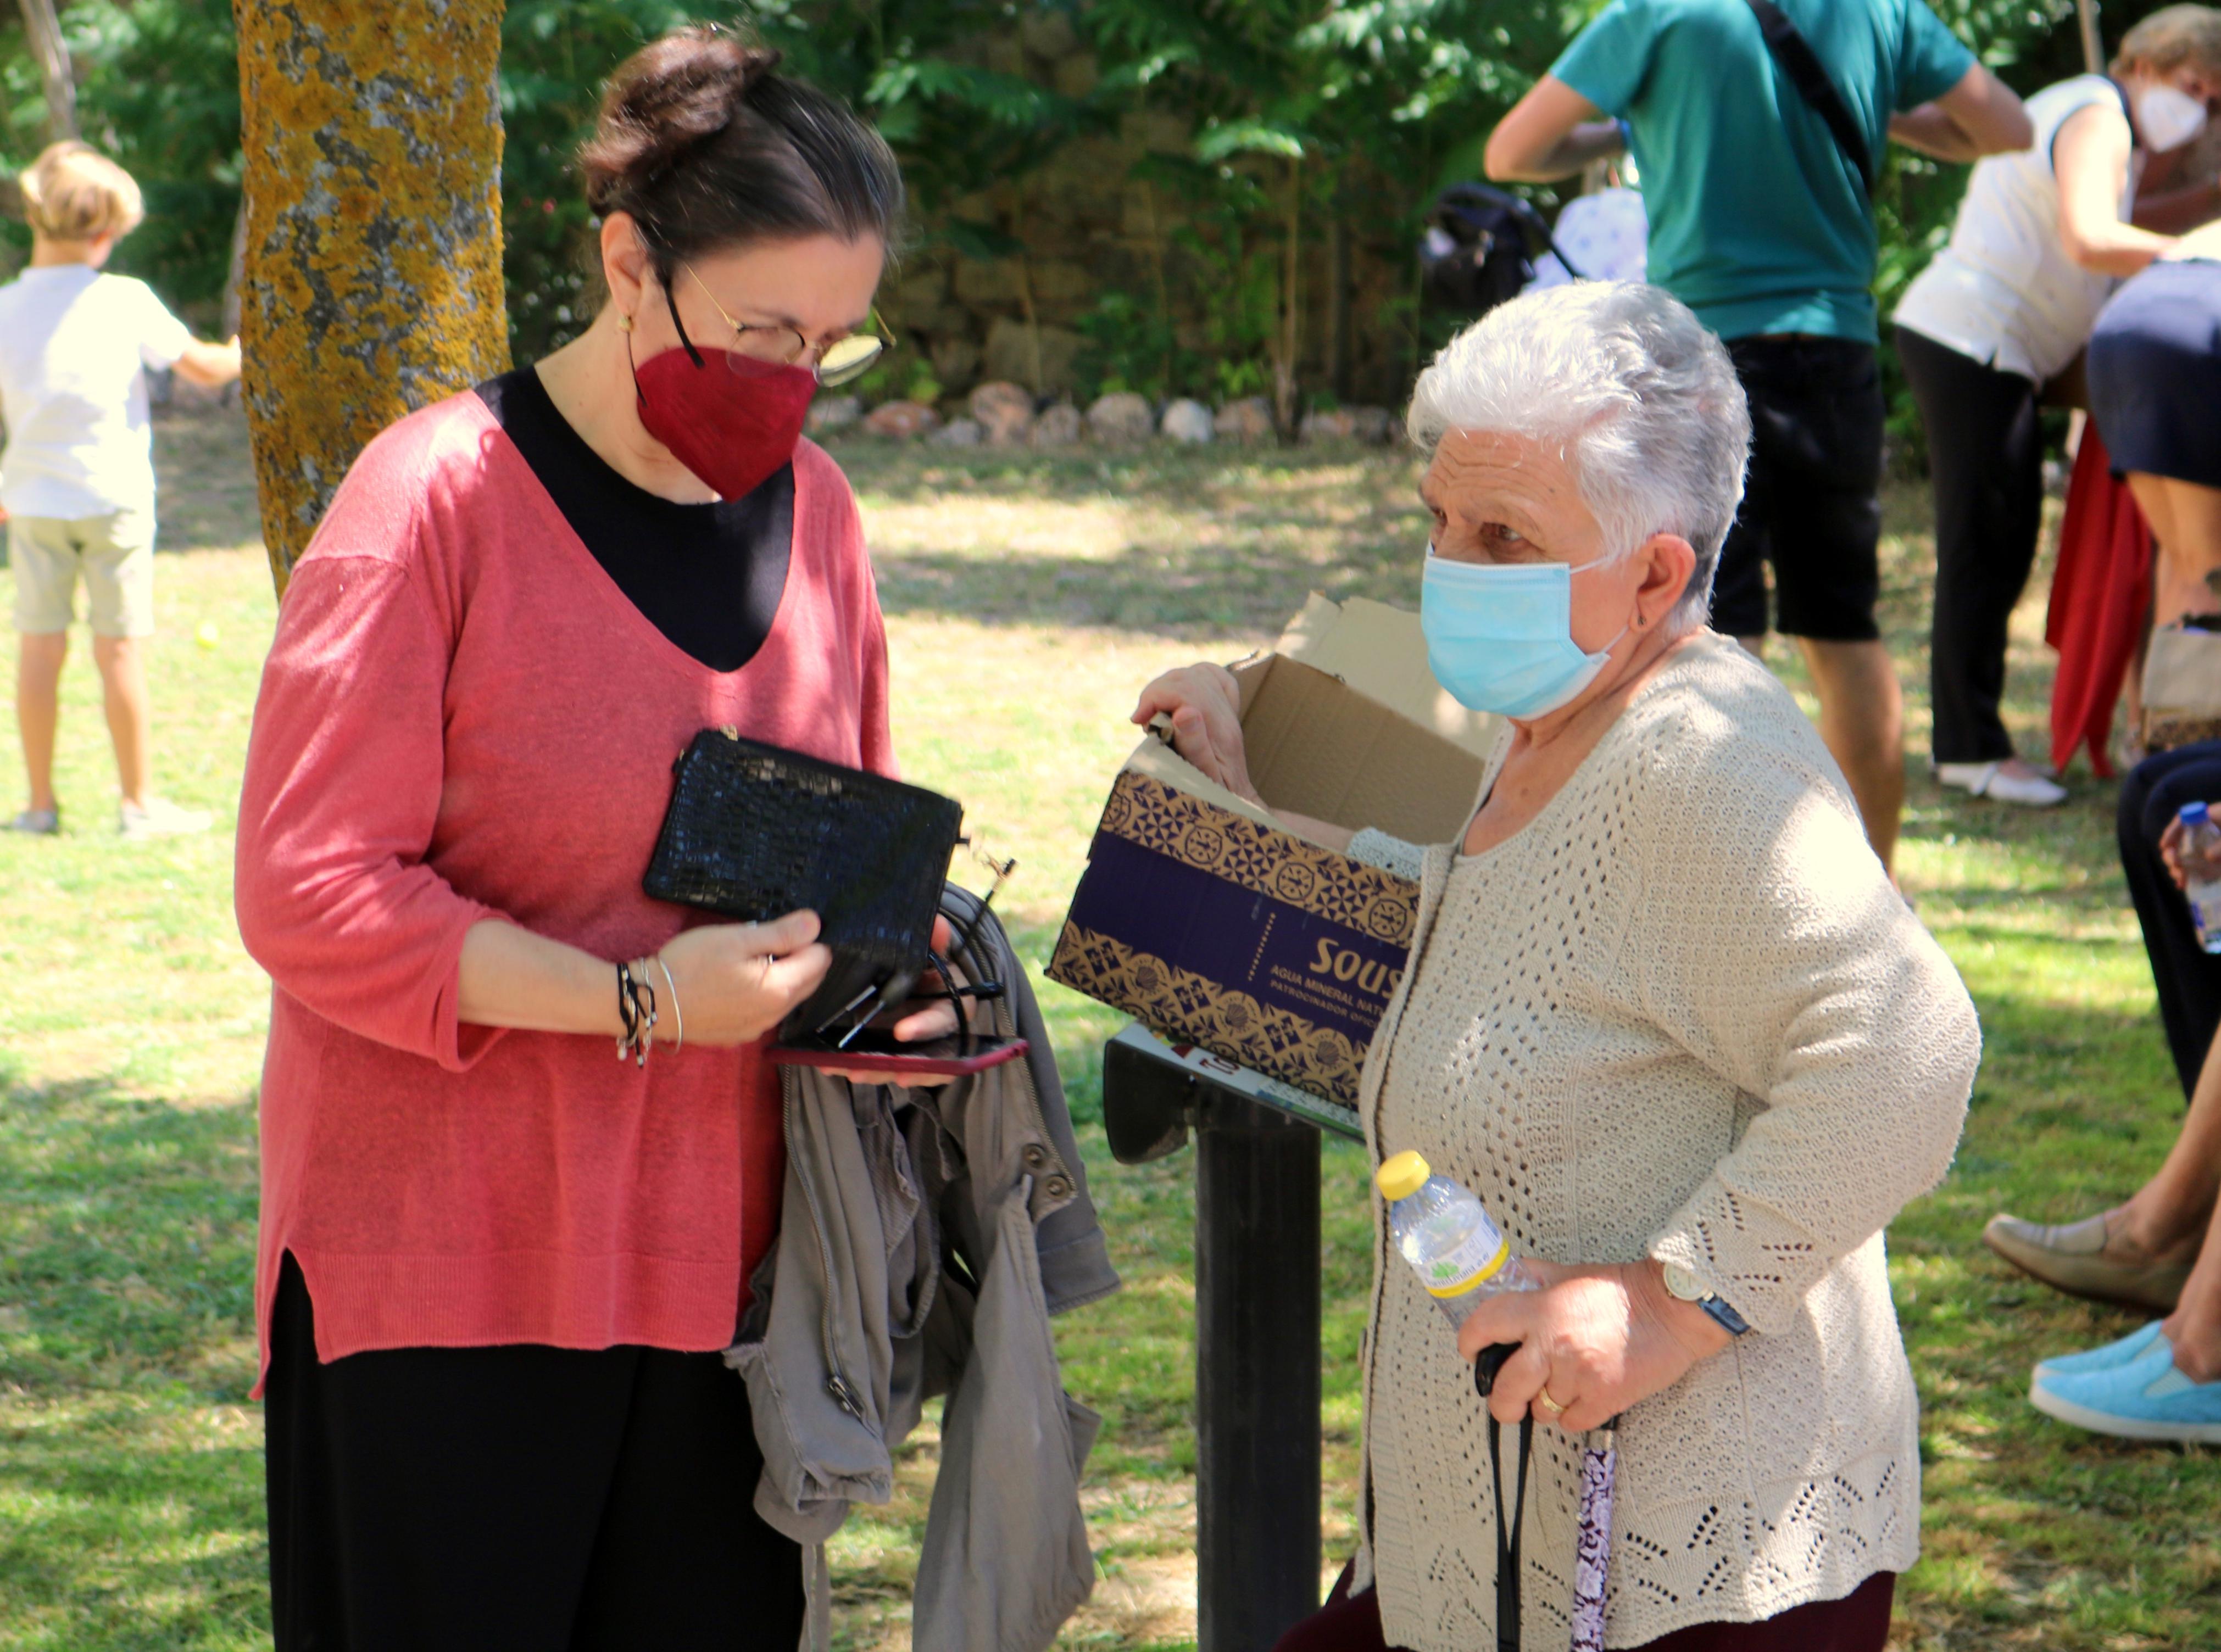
top-left (8, 509), bottom-right (157, 637)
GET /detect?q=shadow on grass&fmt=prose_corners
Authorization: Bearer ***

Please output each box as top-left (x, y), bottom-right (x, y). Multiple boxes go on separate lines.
top-left (1889, 981), bottom-right (2221, 1650)
top-left (0, 1062), bottom-right (268, 1649)
top-left (871, 544), bottom-right (1422, 636)
top-left (0, 1064), bottom-right (259, 1396)
top-left (828, 436), bottom-right (1413, 509)
top-left (151, 407), bottom-right (265, 559)
top-left (0, 1398), bottom-right (269, 1652)
top-left (842, 439), bottom-right (1430, 638)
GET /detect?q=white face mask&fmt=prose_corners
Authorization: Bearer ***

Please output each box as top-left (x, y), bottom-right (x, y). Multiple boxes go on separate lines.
top-left (2136, 81), bottom-right (2211, 152)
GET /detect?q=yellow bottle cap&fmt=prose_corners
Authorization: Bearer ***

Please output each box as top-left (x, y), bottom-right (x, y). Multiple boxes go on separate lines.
top-left (1376, 1149), bottom-right (1432, 1203)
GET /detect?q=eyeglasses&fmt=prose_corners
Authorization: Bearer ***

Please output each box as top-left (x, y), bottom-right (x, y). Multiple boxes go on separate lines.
top-left (675, 265), bottom-right (892, 388)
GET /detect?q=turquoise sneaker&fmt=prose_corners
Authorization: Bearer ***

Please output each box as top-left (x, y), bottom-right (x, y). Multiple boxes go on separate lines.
top-left (2030, 1332), bottom-right (2221, 1443)
top-left (2033, 1319), bottom-right (2167, 1381)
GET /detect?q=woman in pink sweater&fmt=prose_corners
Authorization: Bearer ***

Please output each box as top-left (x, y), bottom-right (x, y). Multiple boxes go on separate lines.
top-left (235, 31), bottom-right (922, 1649)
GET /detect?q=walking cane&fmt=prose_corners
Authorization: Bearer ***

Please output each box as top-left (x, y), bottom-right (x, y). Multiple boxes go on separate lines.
top-left (1567, 1427), bottom-right (1619, 1652)
top-left (1474, 1346), bottom-right (1621, 1652)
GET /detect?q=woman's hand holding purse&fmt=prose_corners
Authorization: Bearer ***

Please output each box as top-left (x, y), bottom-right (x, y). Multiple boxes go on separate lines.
top-left (809, 915), bottom-right (972, 1089)
top-left (655, 909), bottom-right (833, 1046)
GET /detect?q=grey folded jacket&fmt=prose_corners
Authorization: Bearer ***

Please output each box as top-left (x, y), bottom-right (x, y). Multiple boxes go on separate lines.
top-left (728, 886), bottom-right (1121, 1652)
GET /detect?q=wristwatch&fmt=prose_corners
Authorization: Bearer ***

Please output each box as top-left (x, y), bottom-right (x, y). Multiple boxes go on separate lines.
top-left (1662, 1262), bottom-right (1751, 1337)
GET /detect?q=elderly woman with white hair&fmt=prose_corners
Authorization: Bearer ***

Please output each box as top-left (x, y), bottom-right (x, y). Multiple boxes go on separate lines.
top-left (1134, 282), bottom-right (1981, 1652)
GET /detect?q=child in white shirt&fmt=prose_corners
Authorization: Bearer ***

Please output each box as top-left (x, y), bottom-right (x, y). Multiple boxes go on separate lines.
top-left (1, 141), bottom-right (242, 836)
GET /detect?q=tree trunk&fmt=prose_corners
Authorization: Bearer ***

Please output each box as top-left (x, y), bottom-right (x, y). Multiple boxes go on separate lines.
top-left (1272, 155), bottom-right (1302, 443)
top-left (2077, 0), bottom-right (2103, 75)
top-left (18, 0), bottom-right (78, 142)
top-left (235, 0), bottom-right (510, 593)
top-left (1327, 187), bottom-right (1350, 404)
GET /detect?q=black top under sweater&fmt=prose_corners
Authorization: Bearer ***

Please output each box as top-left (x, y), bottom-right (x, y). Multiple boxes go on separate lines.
top-left (476, 367), bottom-right (793, 673)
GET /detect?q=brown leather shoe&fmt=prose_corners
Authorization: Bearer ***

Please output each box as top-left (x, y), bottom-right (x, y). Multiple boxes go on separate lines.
top-left (1983, 1211), bottom-right (2191, 1313)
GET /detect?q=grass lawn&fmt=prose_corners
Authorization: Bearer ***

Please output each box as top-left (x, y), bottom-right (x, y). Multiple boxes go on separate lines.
top-left (1, 403), bottom-right (2214, 1650)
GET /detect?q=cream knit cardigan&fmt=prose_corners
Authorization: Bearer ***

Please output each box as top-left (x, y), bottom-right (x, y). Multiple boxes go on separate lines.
top-left (1349, 633), bottom-right (1981, 1651)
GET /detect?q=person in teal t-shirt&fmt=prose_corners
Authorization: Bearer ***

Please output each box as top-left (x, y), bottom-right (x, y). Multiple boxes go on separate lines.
top-left (1537, 0), bottom-right (1983, 341)
top-left (1485, 0), bottom-right (2029, 878)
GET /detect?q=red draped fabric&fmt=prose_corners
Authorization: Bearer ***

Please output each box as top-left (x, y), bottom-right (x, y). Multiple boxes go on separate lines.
top-left (2047, 425), bottom-right (2155, 779)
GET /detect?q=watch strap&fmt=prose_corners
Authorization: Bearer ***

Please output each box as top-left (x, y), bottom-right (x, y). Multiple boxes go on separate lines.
top-left (1663, 1260), bottom-right (1751, 1336)
top-left (1696, 1292), bottom-right (1751, 1337)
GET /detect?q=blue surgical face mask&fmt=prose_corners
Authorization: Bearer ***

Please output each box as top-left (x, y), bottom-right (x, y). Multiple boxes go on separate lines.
top-left (1421, 547), bottom-right (1629, 719)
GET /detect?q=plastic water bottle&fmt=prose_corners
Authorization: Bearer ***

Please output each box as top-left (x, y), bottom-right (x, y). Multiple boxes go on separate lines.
top-left (2184, 802), bottom-right (2221, 955)
top-left (1376, 1149), bottom-right (1538, 1326)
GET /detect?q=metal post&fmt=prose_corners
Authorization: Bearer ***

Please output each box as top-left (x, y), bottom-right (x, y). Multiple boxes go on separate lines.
top-left (1101, 1028), bottom-right (1356, 1652)
top-left (1193, 1087), bottom-right (1322, 1652)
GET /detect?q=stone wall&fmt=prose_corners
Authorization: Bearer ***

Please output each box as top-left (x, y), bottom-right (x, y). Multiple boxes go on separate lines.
top-left (875, 11), bottom-right (1420, 415)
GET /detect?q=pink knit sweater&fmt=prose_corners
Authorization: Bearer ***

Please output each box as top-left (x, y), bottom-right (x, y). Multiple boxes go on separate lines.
top-left (235, 392), bottom-right (893, 1392)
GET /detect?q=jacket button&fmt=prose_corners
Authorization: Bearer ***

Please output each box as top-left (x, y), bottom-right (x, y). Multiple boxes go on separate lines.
top-left (1022, 1144), bottom-right (1049, 1171)
top-left (1043, 1175), bottom-right (1072, 1200)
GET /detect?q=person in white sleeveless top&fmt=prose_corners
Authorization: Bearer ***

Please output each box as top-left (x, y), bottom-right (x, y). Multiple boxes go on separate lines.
top-left (1527, 182), bottom-right (1649, 290)
top-left (1134, 283), bottom-right (1980, 1652)
top-left (1894, 7), bottom-right (2221, 807)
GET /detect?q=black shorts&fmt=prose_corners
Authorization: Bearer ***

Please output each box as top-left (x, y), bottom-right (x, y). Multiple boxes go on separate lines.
top-left (264, 1256), bottom-right (805, 1651)
top-left (1707, 335), bottom-right (1886, 643)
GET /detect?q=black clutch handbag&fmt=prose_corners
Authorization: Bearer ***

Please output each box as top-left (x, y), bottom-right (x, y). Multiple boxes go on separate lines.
top-left (643, 729), bottom-right (965, 1039)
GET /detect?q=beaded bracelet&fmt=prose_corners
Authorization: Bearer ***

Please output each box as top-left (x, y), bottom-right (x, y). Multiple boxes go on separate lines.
top-left (615, 959), bottom-right (659, 1067)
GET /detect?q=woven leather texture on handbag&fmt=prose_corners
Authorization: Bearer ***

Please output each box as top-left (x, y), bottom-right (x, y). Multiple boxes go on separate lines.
top-left (645, 732), bottom-right (963, 974)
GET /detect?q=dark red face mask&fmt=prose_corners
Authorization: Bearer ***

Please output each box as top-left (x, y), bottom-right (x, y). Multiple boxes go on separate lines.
top-left (630, 283), bottom-right (815, 501)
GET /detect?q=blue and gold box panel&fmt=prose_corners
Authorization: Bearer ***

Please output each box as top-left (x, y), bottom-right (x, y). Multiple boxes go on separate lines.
top-left (1049, 771), bottom-right (1420, 1106)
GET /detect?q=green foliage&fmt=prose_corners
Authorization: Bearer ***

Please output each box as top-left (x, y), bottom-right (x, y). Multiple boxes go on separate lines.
top-left (1074, 288), bottom-right (1200, 401)
top-left (76, 0), bottom-right (242, 317)
top-left (0, 1), bottom-right (2194, 417)
top-left (1071, 1), bottom-right (1617, 412)
top-left (499, 1), bottom-right (1096, 357)
top-left (842, 348), bottom-right (944, 408)
top-left (748, 0), bottom-right (1090, 217)
top-left (500, 1), bottom-right (725, 360)
top-left (0, 0), bottom-right (242, 322)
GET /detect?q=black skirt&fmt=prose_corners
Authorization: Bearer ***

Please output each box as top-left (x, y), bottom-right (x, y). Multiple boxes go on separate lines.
top-left (264, 1255), bottom-right (805, 1651)
top-left (2089, 259), bottom-right (2221, 488)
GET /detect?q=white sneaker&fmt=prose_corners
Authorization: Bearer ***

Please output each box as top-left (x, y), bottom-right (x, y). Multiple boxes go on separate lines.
top-left (119, 797), bottom-right (211, 838)
top-left (6, 807), bottom-right (59, 834)
top-left (1935, 760), bottom-right (2068, 808)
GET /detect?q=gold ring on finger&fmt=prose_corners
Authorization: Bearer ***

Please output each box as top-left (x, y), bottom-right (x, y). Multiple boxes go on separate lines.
top-left (1536, 1388), bottom-right (1568, 1416)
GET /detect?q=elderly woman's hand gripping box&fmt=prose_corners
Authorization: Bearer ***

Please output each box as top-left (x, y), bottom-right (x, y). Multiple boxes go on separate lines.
top-left (1048, 594), bottom-right (1499, 1107)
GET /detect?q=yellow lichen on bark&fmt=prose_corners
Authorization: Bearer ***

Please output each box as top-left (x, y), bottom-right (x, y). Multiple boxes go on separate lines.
top-left (236, 0), bottom-right (510, 592)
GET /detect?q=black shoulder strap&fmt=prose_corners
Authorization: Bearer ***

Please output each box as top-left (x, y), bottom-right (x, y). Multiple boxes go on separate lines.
top-left (1744, 0), bottom-right (1875, 193)
top-left (2106, 75), bottom-right (2135, 127)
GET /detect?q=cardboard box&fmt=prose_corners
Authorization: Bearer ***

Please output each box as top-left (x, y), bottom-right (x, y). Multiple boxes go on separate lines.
top-left (1049, 596), bottom-right (1499, 1107)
